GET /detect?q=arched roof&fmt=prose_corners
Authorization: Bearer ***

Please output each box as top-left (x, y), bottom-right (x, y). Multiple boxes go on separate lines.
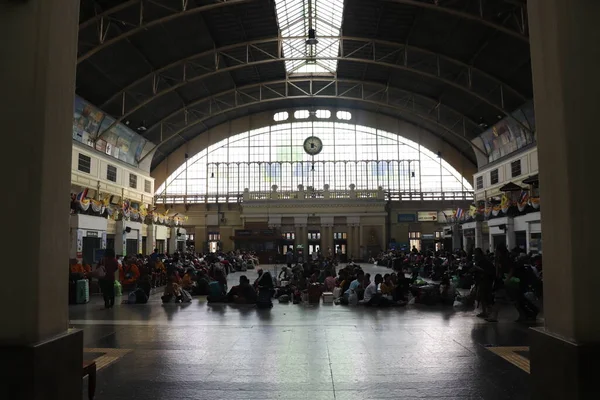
top-left (76, 0), bottom-right (532, 170)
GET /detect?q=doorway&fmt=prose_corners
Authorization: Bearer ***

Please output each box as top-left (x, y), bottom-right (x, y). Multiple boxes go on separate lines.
top-left (82, 237), bottom-right (101, 266)
top-left (308, 230), bottom-right (321, 256)
top-left (126, 239), bottom-right (138, 256)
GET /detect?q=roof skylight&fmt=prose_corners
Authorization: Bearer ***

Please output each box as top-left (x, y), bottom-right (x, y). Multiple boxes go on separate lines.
top-left (274, 0), bottom-right (344, 75)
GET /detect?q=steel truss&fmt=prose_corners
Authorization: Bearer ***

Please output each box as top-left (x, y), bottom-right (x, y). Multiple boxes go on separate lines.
top-left (137, 77), bottom-right (488, 164)
top-left (94, 37), bottom-right (529, 142)
top-left (78, 0), bottom-right (528, 63)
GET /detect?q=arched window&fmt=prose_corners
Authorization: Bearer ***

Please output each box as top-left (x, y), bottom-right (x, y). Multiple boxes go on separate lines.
top-left (155, 121), bottom-right (473, 202)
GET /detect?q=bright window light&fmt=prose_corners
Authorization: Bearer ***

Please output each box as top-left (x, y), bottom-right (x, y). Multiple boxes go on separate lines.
top-left (336, 111), bottom-right (352, 120)
top-left (294, 110), bottom-right (310, 119)
top-left (274, 0), bottom-right (344, 75)
top-left (274, 111), bottom-right (289, 122)
top-left (316, 109), bottom-right (331, 119)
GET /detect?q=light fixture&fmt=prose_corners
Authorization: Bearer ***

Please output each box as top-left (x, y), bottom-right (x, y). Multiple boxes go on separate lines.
top-left (306, 28), bottom-right (318, 46)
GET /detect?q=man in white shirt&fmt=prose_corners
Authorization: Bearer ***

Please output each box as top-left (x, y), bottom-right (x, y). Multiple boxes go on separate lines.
top-left (364, 274), bottom-right (390, 307)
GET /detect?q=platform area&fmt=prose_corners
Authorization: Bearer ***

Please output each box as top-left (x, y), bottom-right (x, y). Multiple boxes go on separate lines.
top-left (70, 264), bottom-right (535, 400)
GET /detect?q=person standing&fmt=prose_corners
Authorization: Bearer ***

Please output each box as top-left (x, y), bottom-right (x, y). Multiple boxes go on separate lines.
top-left (286, 249), bottom-right (294, 269)
top-left (99, 248), bottom-right (118, 309)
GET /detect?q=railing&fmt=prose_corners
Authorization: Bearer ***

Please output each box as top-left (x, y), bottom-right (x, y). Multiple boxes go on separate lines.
top-left (154, 190), bottom-right (473, 204)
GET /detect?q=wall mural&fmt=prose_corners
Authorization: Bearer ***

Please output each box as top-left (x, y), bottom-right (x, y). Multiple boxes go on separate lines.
top-left (72, 96), bottom-right (147, 166)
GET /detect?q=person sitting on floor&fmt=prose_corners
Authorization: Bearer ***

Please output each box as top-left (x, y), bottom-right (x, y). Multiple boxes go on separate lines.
top-left (342, 270), bottom-right (364, 304)
top-left (162, 272), bottom-right (183, 303)
top-left (380, 274), bottom-right (395, 297)
top-left (256, 271), bottom-right (274, 308)
top-left (181, 269), bottom-right (196, 292)
top-left (194, 271), bottom-right (211, 295)
top-left (227, 275), bottom-right (257, 304)
top-left (364, 274), bottom-right (391, 307)
top-left (207, 269), bottom-right (228, 303)
top-left (324, 270), bottom-right (336, 292)
top-left (119, 258), bottom-right (140, 289)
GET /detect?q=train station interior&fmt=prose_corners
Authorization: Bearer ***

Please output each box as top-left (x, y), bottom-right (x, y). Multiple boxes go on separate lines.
top-left (1, 1), bottom-right (598, 399)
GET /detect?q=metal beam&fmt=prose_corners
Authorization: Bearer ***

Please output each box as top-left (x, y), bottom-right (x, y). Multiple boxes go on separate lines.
top-left (78, 0), bottom-right (527, 64)
top-left (145, 77), bottom-right (482, 136)
top-left (382, 0), bottom-right (528, 42)
top-left (137, 78), bottom-right (488, 164)
top-left (77, 0), bottom-right (255, 63)
top-left (94, 37), bottom-right (528, 141)
top-left (101, 37), bottom-right (527, 109)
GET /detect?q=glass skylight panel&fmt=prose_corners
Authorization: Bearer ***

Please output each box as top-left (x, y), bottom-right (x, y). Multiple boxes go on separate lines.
top-left (274, 111), bottom-right (289, 121)
top-left (316, 109), bottom-right (331, 119)
top-left (294, 110), bottom-right (310, 119)
top-left (275, 0), bottom-right (345, 75)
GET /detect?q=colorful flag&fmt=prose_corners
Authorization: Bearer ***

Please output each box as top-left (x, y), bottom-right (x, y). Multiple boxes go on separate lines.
top-left (75, 188), bottom-right (88, 202)
top-left (456, 208), bottom-right (464, 219)
top-left (518, 190), bottom-right (529, 204)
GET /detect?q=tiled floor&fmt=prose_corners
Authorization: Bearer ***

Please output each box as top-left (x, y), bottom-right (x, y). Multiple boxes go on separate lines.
top-left (70, 264), bottom-right (535, 400)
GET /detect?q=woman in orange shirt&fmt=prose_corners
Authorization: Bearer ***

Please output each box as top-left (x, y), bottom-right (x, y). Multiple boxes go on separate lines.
top-left (119, 259), bottom-right (140, 287)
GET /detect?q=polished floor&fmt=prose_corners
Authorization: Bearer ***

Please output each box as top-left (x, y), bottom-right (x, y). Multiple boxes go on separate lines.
top-left (70, 264), bottom-right (535, 400)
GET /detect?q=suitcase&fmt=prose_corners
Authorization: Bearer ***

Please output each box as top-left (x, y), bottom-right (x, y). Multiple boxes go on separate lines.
top-left (76, 279), bottom-right (89, 304)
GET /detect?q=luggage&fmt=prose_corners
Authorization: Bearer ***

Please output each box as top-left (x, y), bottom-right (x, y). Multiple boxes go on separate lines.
top-left (114, 280), bottom-right (122, 296)
top-left (76, 279), bottom-right (89, 304)
top-left (322, 292), bottom-right (334, 304)
top-left (257, 287), bottom-right (273, 308)
top-left (181, 289), bottom-right (192, 303)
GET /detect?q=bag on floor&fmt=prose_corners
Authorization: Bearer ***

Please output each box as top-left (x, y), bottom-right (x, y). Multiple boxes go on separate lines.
top-left (332, 287), bottom-right (342, 299)
top-left (181, 289), bottom-right (192, 303)
top-left (128, 291), bottom-right (138, 304)
top-left (348, 290), bottom-right (358, 306)
top-left (257, 288), bottom-right (273, 308)
top-left (76, 279), bottom-right (89, 304)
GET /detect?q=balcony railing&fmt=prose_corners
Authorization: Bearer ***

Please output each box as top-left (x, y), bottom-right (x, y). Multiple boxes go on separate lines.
top-left (154, 188), bottom-right (473, 204)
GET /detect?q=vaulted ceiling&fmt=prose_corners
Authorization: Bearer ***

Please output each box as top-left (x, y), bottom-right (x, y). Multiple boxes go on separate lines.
top-left (76, 0), bottom-right (532, 169)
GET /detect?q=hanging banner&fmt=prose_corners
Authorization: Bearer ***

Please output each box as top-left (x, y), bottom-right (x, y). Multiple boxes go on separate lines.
top-left (76, 229), bottom-right (83, 258)
top-left (101, 231), bottom-right (107, 249)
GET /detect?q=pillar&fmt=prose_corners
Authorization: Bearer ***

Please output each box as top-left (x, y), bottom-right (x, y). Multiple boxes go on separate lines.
top-left (147, 224), bottom-right (157, 255)
top-left (169, 227), bottom-right (178, 254)
top-left (528, 1), bottom-right (600, 398)
top-left (504, 219), bottom-right (516, 251)
top-left (359, 224), bottom-right (364, 260)
top-left (0, 0), bottom-right (82, 398)
top-left (451, 226), bottom-right (461, 251)
top-left (474, 222), bottom-right (484, 250)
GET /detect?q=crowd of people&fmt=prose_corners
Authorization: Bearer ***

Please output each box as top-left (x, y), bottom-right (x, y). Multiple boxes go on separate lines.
top-left (370, 245), bottom-right (543, 322)
top-left (70, 244), bottom-right (543, 322)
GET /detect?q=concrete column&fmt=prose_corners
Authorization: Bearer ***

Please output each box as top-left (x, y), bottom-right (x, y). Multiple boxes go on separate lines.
top-left (528, 1), bottom-right (600, 398)
top-left (0, 1), bottom-right (82, 398)
top-left (346, 226), bottom-right (353, 260)
top-left (147, 224), bottom-right (156, 255)
top-left (504, 219), bottom-right (516, 251)
top-left (474, 222), bottom-right (484, 250)
top-left (359, 224), bottom-right (364, 259)
top-left (451, 226), bottom-right (461, 251)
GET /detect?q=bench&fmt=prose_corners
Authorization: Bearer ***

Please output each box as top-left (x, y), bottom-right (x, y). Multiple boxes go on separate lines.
top-left (82, 360), bottom-right (96, 400)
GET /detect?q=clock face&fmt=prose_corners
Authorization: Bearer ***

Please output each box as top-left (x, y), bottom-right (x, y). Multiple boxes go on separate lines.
top-left (303, 136), bottom-right (323, 155)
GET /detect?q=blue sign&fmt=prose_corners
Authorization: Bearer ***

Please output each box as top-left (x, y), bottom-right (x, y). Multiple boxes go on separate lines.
top-left (397, 213), bottom-right (416, 223)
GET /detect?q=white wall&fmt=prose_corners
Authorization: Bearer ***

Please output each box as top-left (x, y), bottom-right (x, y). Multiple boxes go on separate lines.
top-left (71, 141), bottom-right (154, 204)
top-left (474, 146), bottom-right (538, 200)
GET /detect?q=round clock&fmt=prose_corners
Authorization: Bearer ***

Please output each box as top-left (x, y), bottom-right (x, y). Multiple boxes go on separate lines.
top-left (303, 136), bottom-right (323, 155)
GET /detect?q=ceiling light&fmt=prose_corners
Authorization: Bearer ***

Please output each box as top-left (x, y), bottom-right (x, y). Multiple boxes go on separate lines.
top-left (306, 28), bottom-right (318, 45)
